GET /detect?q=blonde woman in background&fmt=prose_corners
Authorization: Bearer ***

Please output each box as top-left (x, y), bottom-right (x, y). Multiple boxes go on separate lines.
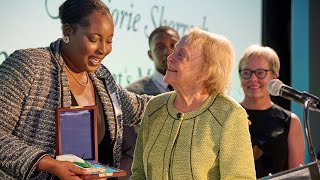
top-left (238, 44), bottom-right (304, 178)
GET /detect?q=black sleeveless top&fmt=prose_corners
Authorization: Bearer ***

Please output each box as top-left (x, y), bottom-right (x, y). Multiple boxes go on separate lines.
top-left (71, 88), bottom-right (114, 166)
top-left (244, 104), bottom-right (291, 178)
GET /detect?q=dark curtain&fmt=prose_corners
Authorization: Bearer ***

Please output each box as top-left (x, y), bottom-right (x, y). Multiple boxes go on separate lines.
top-left (262, 0), bottom-right (291, 110)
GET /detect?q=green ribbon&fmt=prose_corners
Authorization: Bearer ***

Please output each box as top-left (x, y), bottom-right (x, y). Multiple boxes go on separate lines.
top-left (74, 160), bottom-right (93, 168)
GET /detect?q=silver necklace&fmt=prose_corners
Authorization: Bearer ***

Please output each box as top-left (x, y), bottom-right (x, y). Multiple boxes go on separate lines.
top-left (65, 65), bottom-right (89, 87)
top-left (49, 44), bottom-right (89, 87)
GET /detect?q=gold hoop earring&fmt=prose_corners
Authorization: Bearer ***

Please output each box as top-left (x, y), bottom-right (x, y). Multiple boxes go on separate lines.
top-left (63, 36), bottom-right (69, 44)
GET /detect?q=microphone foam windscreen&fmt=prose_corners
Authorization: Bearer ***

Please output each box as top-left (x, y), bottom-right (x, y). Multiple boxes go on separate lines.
top-left (268, 79), bottom-right (283, 96)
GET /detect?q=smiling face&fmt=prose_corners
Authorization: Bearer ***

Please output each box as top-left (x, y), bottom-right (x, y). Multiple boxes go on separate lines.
top-left (63, 11), bottom-right (114, 72)
top-left (164, 36), bottom-right (205, 90)
top-left (148, 29), bottom-right (179, 75)
top-left (240, 55), bottom-right (277, 100)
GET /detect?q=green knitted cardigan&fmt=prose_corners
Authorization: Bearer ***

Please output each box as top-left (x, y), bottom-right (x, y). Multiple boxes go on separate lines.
top-left (131, 92), bottom-right (256, 180)
top-left (0, 39), bottom-right (149, 179)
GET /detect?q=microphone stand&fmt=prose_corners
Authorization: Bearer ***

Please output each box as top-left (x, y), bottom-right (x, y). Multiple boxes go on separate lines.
top-left (303, 98), bottom-right (320, 179)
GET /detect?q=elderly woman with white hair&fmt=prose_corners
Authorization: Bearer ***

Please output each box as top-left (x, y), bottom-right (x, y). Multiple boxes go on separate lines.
top-left (131, 27), bottom-right (256, 180)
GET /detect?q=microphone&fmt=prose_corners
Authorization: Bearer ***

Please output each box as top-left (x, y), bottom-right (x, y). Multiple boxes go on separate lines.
top-left (268, 79), bottom-right (320, 112)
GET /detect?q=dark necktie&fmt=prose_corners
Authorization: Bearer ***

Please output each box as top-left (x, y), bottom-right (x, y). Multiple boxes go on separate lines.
top-left (167, 84), bottom-right (174, 91)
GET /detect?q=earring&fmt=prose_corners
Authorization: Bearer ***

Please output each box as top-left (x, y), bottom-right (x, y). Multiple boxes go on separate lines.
top-left (62, 36), bottom-right (69, 44)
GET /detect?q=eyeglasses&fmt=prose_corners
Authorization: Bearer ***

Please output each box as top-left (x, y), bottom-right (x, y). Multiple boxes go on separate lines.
top-left (239, 69), bottom-right (273, 79)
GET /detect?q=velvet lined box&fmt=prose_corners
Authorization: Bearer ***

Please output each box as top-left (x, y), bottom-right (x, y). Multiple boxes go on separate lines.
top-left (55, 106), bottom-right (126, 179)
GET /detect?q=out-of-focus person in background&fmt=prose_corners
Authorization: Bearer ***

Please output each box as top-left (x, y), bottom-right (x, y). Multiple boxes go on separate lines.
top-left (0, 0), bottom-right (149, 179)
top-left (126, 26), bottom-right (180, 95)
top-left (131, 27), bottom-right (256, 179)
top-left (238, 44), bottom-right (304, 178)
top-left (121, 26), bottom-right (179, 179)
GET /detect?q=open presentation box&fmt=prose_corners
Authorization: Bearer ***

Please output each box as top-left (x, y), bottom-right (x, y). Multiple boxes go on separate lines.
top-left (55, 106), bottom-right (126, 179)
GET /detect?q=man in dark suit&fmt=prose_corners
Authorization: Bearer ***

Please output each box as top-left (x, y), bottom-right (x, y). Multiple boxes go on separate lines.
top-left (126, 26), bottom-right (180, 95)
top-left (120, 26), bottom-right (179, 180)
